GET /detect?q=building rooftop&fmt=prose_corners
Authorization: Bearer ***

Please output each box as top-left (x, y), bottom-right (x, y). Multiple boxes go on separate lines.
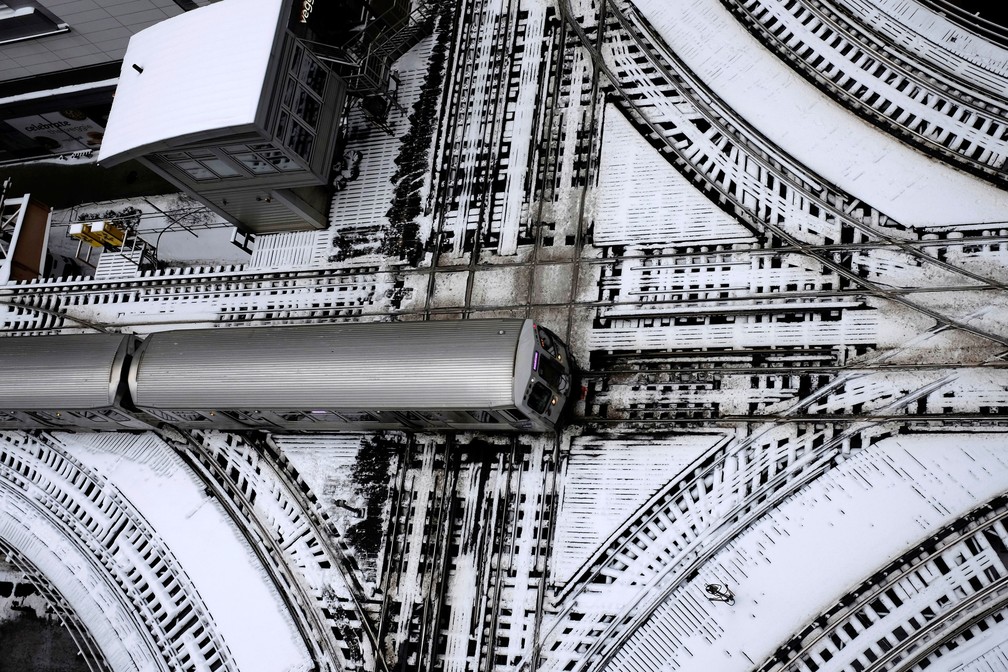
top-left (98, 0), bottom-right (285, 167)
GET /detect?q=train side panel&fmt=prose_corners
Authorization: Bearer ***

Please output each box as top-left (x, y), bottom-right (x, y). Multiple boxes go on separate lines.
top-left (0, 319), bottom-right (574, 433)
top-left (129, 319), bottom-right (560, 432)
top-left (0, 333), bottom-right (151, 431)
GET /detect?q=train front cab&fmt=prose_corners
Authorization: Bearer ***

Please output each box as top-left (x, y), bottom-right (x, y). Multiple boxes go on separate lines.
top-left (511, 322), bottom-right (573, 432)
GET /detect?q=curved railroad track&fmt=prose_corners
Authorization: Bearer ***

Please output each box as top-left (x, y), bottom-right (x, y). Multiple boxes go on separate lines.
top-left (722, 0), bottom-right (1008, 187)
top-left (755, 495), bottom-right (1008, 672)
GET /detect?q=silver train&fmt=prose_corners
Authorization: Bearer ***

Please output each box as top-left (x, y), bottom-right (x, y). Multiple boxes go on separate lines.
top-left (0, 319), bottom-right (574, 433)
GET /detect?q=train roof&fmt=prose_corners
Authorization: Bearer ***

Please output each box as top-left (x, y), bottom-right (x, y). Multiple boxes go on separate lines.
top-left (0, 334), bottom-right (130, 410)
top-left (130, 319), bottom-right (531, 410)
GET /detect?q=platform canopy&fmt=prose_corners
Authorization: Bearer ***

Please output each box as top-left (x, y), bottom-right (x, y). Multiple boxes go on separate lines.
top-left (98, 0), bottom-right (286, 166)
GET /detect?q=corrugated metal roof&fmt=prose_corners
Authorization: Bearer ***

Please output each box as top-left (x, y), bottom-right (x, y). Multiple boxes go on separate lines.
top-left (98, 0), bottom-right (284, 165)
top-left (0, 334), bottom-right (129, 409)
top-left (132, 320), bottom-right (528, 410)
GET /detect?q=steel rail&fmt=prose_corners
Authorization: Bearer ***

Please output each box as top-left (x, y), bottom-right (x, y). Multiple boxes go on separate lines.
top-left (755, 499), bottom-right (1008, 671)
top-left (0, 433), bottom-right (190, 672)
top-left (7, 230), bottom-right (1008, 301)
top-left (416, 437), bottom-right (456, 671)
top-left (721, 0), bottom-right (1008, 187)
top-left (885, 590), bottom-right (1008, 672)
top-left (0, 487), bottom-right (114, 672)
top-left (481, 438), bottom-right (519, 672)
top-left (575, 415), bottom-right (954, 671)
top-left (9, 279), bottom-right (1005, 334)
top-left (174, 431), bottom-right (349, 672)
top-left (809, 0), bottom-right (1008, 110)
top-left (609, 1), bottom-right (1008, 297)
top-left (259, 434), bottom-right (389, 672)
top-left (533, 305), bottom-right (996, 669)
top-left (582, 361), bottom-right (1008, 375)
top-left (565, 1), bottom-right (1008, 347)
top-left (375, 442), bottom-right (412, 662)
top-left (524, 422), bottom-right (854, 669)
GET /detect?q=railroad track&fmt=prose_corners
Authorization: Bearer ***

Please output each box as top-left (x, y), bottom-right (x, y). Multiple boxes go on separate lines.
top-left (509, 4), bottom-right (602, 665)
top-left (2, 282), bottom-right (1001, 334)
top-left (374, 434), bottom-right (561, 671)
top-left (371, 436), bottom-right (457, 670)
top-left (374, 438), bottom-right (413, 662)
top-left (523, 7), bottom-right (575, 319)
top-left (12, 230), bottom-right (1008, 303)
top-left (4, 225), bottom-right (1008, 335)
top-left (544, 420), bottom-right (939, 671)
top-left (0, 431), bottom-right (234, 671)
top-left (557, 0), bottom-right (1008, 352)
top-left (894, 596), bottom-right (1008, 672)
top-left (579, 317), bottom-right (1008, 426)
top-left (413, 438), bottom-right (456, 672)
top-left (256, 435), bottom-right (389, 671)
top-left (607, 1), bottom-right (1008, 295)
top-left (527, 432), bottom-right (569, 672)
top-left (568, 450), bottom-right (1008, 672)
top-left (478, 438), bottom-right (520, 672)
top-left (830, 0), bottom-right (1008, 105)
top-left (584, 361), bottom-right (1008, 376)
top-left (423, 0), bottom-right (522, 315)
top-left (605, 0), bottom-right (1008, 295)
top-left (175, 429), bottom-right (375, 672)
top-left (529, 298), bottom-right (1006, 670)
top-left (523, 423), bottom-right (857, 671)
top-left (11, 226), bottom-right (1008, 299)
top-left (722, 0), bottom-right (1008, 187)
top-left (578, 414), bottom-right (1008, 425)
top-left (755, 496), bottom-right (1008, 671)
top-left (431, 436), bottom-right (563, 670)
top-left (0, 507), bottom-right (111, 672)
top-left (554, 437), bottom-right (1002, 665)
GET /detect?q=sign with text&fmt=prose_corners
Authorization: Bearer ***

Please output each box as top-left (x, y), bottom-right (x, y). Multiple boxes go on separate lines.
top-left (6, 110), bottom-right (104, 155)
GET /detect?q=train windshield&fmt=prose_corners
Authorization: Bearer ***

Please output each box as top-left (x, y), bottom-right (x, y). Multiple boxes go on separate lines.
top-left (537, 355), bottom-right (565, 389)
top-left (537, 326), bottom-right (560, 356)
top-left (527, 381), bottom-right (552, 414)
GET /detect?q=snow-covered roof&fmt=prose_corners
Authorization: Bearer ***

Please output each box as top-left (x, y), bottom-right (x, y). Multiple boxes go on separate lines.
top-left (98, 0), bottom-right (286, 167)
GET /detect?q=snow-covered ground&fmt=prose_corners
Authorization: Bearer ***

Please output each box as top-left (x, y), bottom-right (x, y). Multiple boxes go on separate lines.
top-left (550, 433), bottom-right (722, 584)
top-left (2, 0), bottom-right (1008, 670)
top-left (594, 111), bottom-right (755, 248)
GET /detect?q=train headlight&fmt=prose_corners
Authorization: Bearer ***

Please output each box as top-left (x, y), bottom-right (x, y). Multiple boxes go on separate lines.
top-left (551, 398), bottom-right (557, 405)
